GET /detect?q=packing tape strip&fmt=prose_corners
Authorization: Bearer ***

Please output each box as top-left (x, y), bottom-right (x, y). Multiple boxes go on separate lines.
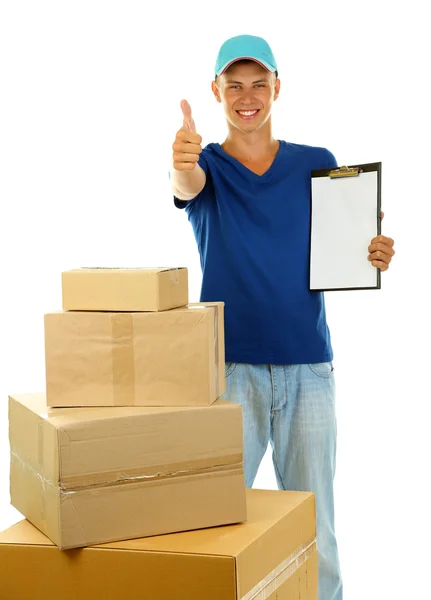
top-left (169, 267), bottom-right (181, 285)
top-left (61, 454), bottom-right (243, 489)
top-left (37, 419), bottom-right (45, 476)
top-left (62, 460), bottom-right (244, 492)
top-left (203, 304), bottom-right (220, 398)
top-left (11, 449), bottom-right (243, 492)
top-left (111, 305), bottom-right (220, 405)
top-left (10, 450), bottom-right (51, 534)
top-left (240, 539), bottom-right (317, 600)
top-left (189, 304), bottom-right (220, 399)
top-left (111, 313), bottom-right (136, 406)
top-left (37, 420), bottom-right (47, 530)
top-left (214, 304), bottom-right (219, 398)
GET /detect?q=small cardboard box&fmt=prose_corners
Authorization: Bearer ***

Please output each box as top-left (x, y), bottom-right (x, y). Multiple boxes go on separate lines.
top-left (0, 489), bottom-right (317, 600)
top-left (62, 267), bottom-right (188, 312)
top-left (44, 302), bottom-right (225, 407)
top-left (8, 392), bottom-right (246, 550)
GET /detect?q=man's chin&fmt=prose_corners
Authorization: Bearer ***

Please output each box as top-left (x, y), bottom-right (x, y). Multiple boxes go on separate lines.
top-left (234, 121), bottom-right (264, 134)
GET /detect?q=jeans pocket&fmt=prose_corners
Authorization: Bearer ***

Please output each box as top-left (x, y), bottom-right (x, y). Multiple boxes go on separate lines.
top-left (225, 362), bottom-right (238, 378)
top-left (307, 361), bottom-right (334, 379)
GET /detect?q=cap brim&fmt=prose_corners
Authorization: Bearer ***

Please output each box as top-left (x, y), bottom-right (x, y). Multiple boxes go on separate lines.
top-left (216, 56), bottom-right (276, 77)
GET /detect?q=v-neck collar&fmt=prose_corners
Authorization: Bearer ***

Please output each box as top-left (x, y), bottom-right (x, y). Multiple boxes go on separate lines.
top-left (211, 140), bottom-right (284, 182)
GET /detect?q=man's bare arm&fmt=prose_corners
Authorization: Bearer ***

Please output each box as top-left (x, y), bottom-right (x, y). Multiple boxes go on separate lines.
top-left (170, 100), bottom-right (206, 200)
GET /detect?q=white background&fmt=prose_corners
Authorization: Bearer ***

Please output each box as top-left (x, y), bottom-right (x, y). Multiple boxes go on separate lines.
top-left (0, 1), bottom-right (430, 598)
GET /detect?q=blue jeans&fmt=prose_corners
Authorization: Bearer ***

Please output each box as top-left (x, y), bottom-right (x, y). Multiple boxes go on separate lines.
top-left (222, 362), bottom-right (343, 600)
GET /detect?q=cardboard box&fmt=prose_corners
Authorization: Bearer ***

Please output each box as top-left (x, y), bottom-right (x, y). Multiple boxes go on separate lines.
top-left (62, 267), bottom-right (188, 312)
top-left (0, 489), bottom-right (317, 600)
top-left (44, 302), bottom-right (225, 407)
top-left (8, 392), bottom-right (246, 550)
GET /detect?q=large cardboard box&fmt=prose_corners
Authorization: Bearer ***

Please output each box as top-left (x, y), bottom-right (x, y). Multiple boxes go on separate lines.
top-left (44, 302), bottom-right (225, 407)
top-left (8, 392), bottom-right (246, 550)
top-left (0, 489), bottom-right (317, 600)
top-left (62, 267), bottom-right (188, 312)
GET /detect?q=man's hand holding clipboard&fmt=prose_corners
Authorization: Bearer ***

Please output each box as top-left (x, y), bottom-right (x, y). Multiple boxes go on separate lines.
top-left (368, 211), bottom-right (395, 272)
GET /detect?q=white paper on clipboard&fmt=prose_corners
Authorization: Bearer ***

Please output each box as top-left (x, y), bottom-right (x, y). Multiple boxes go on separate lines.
top-left (310, 163), bottom-right (381, 291)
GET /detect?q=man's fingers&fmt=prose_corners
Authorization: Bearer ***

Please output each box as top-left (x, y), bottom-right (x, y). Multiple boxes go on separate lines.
top-left (181, 99), bottom-right (196, 133)
top-left (172, 141), bottom-right (202, 155)
top-left (180, 99), bottom-right (192, 120)
top-left (188, 117), bottom-right (197, 133)
top-left (176, 129), bottom-right (202, 145)
top-left (173, 161), bottom-right (196, 171)
top-left (370, 235), bottom-right (394, 247)
top-left (368, 242), bottom-right (396, 257)
top-left (369, 259), bottom-right (389, 271)
top-left (368, 250), bottom-right (393, 265)
top-left (173, 152), bottom-right (200, 164)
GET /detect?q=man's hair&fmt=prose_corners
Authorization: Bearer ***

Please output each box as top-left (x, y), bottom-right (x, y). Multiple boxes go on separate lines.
top-left (215, 59), bottom-right (278, 81)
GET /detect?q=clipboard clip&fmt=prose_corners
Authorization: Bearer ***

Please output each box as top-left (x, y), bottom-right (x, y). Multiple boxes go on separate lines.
top-left (329, 165), bottom-right (361, 178)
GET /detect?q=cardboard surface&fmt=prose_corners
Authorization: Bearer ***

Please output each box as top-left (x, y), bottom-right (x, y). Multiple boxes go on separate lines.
top-left (0, 489), bottom-right (317, 600)
top-left (44, 302), bottom-right (225, 407)
top-left (62, 267), bottom-right (188, 311)
top-left (8, 393), bottom-right (246, 549)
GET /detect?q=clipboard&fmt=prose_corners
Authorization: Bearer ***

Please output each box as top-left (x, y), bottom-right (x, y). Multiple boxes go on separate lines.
top-left (309, 162), bottom-right (382, 291)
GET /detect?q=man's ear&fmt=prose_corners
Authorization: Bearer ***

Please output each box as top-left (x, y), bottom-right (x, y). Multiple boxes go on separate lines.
top-left (211, 80), bottom-right (222, 104)
top-left (274, 78), bottom-right (281, 101)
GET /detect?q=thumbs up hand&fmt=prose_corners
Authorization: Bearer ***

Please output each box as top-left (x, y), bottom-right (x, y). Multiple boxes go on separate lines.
top-left (172, 100), bottom-right (202, 171)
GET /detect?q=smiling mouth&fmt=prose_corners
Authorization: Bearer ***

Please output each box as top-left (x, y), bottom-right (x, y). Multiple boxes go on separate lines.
top-left (236, 109), bottom-right (260, 120)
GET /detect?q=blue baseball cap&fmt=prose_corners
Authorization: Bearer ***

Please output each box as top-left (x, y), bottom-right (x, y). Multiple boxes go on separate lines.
top-left (215, 35), bottom-right (278, 78)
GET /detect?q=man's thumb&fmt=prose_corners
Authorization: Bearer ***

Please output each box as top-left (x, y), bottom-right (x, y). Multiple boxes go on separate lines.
top-left (181, 99), bottom-right (196, 133)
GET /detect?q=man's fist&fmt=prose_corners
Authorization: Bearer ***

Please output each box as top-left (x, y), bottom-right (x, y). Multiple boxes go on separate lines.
top-left (172, 100), bottom-right (202, 171)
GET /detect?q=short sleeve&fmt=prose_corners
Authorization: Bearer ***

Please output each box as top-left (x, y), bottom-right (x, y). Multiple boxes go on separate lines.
top-left (173, 151), bottom-right (209, 209)
top-left (324, 149), bottom-right (338, 170)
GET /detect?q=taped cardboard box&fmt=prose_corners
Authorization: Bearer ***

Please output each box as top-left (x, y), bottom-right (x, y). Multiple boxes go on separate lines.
top-left (0, 489), bottom-right (317, 600)
top-left (8, 392), bottom-right (246, 550)
top-left (44, 302), bottom-right (225, 407)
top-left (62, 267), bottom-right (188, 312)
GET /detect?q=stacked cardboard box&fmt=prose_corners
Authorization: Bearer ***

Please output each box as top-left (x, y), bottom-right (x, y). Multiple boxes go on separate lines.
top-left (8, 267), bottom-right (247, 549)
top-left (0, 489), bottom-right (318, 599)
top-left (8, 393), bottom-right (246, 550)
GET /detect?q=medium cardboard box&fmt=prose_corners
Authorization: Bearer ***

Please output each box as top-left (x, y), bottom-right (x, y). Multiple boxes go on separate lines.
top-left (44, 302), bottom-right (225, 407)
top-left (8, 392), bottom-right (246, 550)
top-left (0, 489), bottom-right (317, 600)
top-left (62, 267), bottom-right (188, 312)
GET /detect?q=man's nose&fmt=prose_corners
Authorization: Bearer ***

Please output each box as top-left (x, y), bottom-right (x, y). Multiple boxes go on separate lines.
top-left (238, 91), bottom-right (255, 106)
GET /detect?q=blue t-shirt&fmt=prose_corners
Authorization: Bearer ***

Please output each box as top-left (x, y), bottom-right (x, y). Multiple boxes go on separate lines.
top-left (174, 140), bottom-right (338, 365)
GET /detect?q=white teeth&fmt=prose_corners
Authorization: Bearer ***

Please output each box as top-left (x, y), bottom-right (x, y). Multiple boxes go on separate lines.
top-left (238, 110), bottom-right (258, 116)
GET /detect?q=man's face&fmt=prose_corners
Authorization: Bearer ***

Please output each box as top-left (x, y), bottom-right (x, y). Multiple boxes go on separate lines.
top-left (212, 61), bottom-right (280, 134)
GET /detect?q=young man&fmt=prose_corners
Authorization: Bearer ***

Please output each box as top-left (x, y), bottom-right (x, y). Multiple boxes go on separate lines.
top-left (170, 34), bottom-right (395, 600)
